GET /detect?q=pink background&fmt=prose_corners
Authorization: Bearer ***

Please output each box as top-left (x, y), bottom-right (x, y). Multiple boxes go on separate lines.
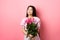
top-left (0, 0), bottom-right (60, 40)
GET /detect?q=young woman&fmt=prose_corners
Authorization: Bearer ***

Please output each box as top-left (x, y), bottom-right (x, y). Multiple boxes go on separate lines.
top-left (20, 5), bottom-right (41, 40)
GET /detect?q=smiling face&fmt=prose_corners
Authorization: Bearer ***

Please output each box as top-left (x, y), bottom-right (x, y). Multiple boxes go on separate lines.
top-left (27, 7), bottom-right (33, 15)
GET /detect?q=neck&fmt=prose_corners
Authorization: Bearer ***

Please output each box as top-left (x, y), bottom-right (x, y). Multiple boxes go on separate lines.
top-left (28, 15), bottom-right (33, 18)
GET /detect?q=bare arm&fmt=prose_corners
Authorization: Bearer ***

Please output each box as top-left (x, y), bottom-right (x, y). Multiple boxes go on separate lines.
top-left (21, 27), bottom-right (27, 35)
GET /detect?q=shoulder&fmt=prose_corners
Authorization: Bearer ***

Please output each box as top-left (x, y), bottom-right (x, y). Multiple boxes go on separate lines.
top-left (20, 17), bottom-right (27, 25)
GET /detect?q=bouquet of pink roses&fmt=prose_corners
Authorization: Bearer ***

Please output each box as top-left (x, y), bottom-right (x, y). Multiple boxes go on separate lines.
top-left (25, 18), bottom-right (38, 38)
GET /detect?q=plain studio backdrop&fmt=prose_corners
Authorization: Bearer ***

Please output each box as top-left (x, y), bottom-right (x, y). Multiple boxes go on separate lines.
top-left (0, 0), bottom-right (60, 40)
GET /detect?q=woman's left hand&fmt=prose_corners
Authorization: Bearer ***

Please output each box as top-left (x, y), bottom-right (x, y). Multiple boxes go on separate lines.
top-left (28, 34), bottom-right (33, 38)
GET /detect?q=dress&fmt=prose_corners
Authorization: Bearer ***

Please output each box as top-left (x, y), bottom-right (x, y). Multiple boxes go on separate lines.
top-left (20, 17), bottom-right (41, 40)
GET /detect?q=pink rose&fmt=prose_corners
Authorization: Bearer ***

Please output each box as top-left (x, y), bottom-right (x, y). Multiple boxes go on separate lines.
top-left (25, 18), bottom-right (34, 24)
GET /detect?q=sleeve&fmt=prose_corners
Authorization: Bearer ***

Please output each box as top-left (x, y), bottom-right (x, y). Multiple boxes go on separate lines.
top-left (37, 18), bottom-right (41, 29)
top-left (20, 18), bottom-right (26, 29)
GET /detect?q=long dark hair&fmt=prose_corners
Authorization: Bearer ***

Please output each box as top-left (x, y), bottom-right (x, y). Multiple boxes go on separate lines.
top-left (26, 5), bottom-right (37, 17)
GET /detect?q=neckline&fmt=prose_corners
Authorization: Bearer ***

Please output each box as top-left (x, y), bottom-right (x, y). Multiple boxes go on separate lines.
top-left (26, 16), bottom-right (36, 19)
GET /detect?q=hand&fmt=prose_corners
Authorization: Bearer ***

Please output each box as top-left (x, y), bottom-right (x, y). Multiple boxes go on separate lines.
top-left (29, 34), bottom-right (36, 40)
top-left (28, 34), bottom-right (33, 38)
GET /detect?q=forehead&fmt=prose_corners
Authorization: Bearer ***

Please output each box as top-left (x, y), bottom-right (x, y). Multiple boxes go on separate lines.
top-left (28, 7), bottom-right (33, 9)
